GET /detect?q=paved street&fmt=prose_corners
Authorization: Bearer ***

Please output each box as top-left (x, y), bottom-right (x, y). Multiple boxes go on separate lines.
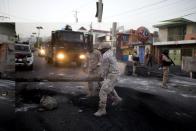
top-left (14, 54), bottom-right (196, 131)
top-left (1, 1), bottom-right (196, 130)
top-left (15, 52), bottom-right (87, 80)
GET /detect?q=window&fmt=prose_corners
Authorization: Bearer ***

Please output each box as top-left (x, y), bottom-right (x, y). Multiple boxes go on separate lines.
top-left (181, 48), bottom-right (192, 57)
top-left (15, 45), bottom-right (30, 52)
top-left (192, 25), bottom-right (196, 33)
top-left (122, 35), bottom-right (129, 42)
top-left (168, 26), bottom-right (186, 41)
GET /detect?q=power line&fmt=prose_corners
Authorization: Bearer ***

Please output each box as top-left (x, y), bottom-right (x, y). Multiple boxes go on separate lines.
top-left (125, 0), bottom-right (194, 20)
top-left (104, 0), bottom-right (168, 19)
top-left (150, 5), bottom-right (196, 22)
top-left (106, 0), bottom-right (196, 23)
top-left (125, 0), bottom-right (184, 17)
top-left (182, 12), bottom-right (196, 17)
top-left (0, 11), bottom-right (40, 22)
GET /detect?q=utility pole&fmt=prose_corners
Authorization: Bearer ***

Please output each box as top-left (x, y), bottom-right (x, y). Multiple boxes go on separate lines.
top-left (111, 22), bottom-right (117, 57)
top-left (90, 22), bottom-right (93, 34)
top-left (73, 10), bottom-right (79, 23)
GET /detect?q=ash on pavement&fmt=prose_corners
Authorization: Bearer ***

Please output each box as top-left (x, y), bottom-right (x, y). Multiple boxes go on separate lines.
top-left (15, 85), bottom-right (196, 131)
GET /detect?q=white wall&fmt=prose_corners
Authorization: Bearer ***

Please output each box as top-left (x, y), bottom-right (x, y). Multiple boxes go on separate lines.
top-left (0, 23), bottom-right (16, 37)
top-left (0, 34), bottom-right (9, 43)
top-left (0, 23), bottom-right (16, 44)
top-left (186, 24), bottom-right (196, 34)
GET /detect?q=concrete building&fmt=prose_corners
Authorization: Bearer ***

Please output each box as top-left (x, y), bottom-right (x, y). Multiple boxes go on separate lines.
top-left (153, 18), bottom-right (196, 65)
top-left (78, 26), bottom-right (88, 34)
top-left (116, 32), bottom-right (131, 61)
top-left (116, 28), bottom-right (153, 63)
top-left (89, 29), bottom-right (110, 45)
top-left (0, 23), bottom-right (16, 76)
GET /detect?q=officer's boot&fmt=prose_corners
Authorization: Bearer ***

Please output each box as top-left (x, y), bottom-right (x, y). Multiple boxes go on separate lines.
top-left (94, 102), bottom-right (106, 117)
top-left (112, 97), bottom-right (122, 106)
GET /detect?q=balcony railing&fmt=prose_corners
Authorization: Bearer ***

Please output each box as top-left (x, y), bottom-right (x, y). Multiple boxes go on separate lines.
top-left (167, 35), bottom-right (185, 41)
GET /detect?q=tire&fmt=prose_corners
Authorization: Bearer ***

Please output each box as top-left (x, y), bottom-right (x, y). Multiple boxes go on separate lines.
top-left (53, 60), bottom-right (59, 67)
top-left (29, 64), bottom-right (33, 70)
top-left (54, 62), bottom-right (59, 67)
top-left (124, 65), bottom-right (132, 75)
top-left (76, 61), bottom-right (82, 67)
top-left (46, 57), bottom-right (53, 64)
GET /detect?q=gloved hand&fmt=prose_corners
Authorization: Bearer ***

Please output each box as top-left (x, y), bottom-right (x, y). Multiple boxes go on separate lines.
top-left (99, 77), bottom-right (104, 81)
top-left (97, 62), bottom-right (101, 67)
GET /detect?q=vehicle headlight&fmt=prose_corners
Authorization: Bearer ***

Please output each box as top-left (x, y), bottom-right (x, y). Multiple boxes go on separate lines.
top-left (56, 53), bottom-right (65, 60)
top-left (40, 49), bottom-right (45, 55)
top-left (79, 54), bottom-right (86, 59)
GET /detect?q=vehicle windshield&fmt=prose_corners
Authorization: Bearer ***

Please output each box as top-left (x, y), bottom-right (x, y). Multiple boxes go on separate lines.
top-left (15, 45), bottom-right (30, 52)
top-left (57, 32), bottom-right (84, 43)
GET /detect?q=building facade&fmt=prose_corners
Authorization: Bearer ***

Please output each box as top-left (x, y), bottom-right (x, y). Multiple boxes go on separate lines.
top-left (89, 29), bottom-right (110, 45)
top-left (116, 28), bottom-right (153, 63)
top-left (116, 32), bottom-right (131, 61)
top-left (0, 23), bottom-right (16, 75)
top-left (153, 18), bottom-right (196, 65)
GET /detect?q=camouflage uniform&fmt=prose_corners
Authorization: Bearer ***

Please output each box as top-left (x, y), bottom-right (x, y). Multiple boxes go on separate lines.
top-left (87, 46), bottom-right (102, 96)
top-left (161, 54), bottom-right (171, 88)
top-left (94, 45), bottom-right (122, 117)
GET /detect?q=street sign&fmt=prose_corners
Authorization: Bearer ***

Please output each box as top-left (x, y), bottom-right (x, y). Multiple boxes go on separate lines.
top-left (95, 0), bottom-right (103, 22)
top-left (136, 26), bottom-right (150, 43)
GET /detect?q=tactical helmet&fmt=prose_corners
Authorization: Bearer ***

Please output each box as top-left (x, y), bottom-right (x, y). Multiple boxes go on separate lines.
top-left (163, 49), bottom-right (169, 55)
top-left (93, 43), bottom-right (100, 49)
top-left (99, 43), bottom-right (111, 49)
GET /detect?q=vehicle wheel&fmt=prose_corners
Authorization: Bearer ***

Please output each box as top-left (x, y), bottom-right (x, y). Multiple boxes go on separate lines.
top-left (47, 57), bottom-right (53, 64)
top-left (124, 65), bottom-right (132, 75)
top-left (54, 61), bottom-right (59, 67)
top-left (76, 61), bottom-right (82, 67)
top-left (29, 64), bottom-right (33, 70)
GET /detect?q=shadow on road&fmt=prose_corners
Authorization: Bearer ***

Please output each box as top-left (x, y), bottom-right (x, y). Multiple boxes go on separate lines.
top-left (14, 86), bottom-right (196, 131)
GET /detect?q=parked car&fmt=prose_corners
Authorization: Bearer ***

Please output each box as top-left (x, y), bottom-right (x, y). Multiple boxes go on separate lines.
top-left (15, 43), bottom-right (34, 70)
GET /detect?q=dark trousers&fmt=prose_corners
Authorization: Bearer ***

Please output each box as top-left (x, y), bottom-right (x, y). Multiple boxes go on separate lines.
top-left (147, 59), bottom-right (152, 67)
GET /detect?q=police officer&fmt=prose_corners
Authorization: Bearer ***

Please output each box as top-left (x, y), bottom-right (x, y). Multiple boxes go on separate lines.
top-left (94, 43), bottom-right (122, 117)
top-left (87, 43), bottom-right (102, 96)
top-left (161, 49), bottom-right (175, 88)
top-left (132, 49), bottom-right (139, 76)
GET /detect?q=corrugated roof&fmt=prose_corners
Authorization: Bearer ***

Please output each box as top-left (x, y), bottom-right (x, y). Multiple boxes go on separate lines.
top-left (78, 26), bottom-right (87, 30)
top-left (161, 17), bottom-right (193, 23)
top-left (89, 29), bottom-right (110, 33)
top-left (153, 17), bottom-right (195, 28)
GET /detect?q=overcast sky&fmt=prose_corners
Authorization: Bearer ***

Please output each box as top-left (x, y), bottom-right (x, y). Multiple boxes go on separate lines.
top-left (0, 0), bottom-right (196, 38)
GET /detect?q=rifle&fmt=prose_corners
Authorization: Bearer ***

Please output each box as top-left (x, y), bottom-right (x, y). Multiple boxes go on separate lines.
top-left (167, 55), bottom-right (175, 66)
